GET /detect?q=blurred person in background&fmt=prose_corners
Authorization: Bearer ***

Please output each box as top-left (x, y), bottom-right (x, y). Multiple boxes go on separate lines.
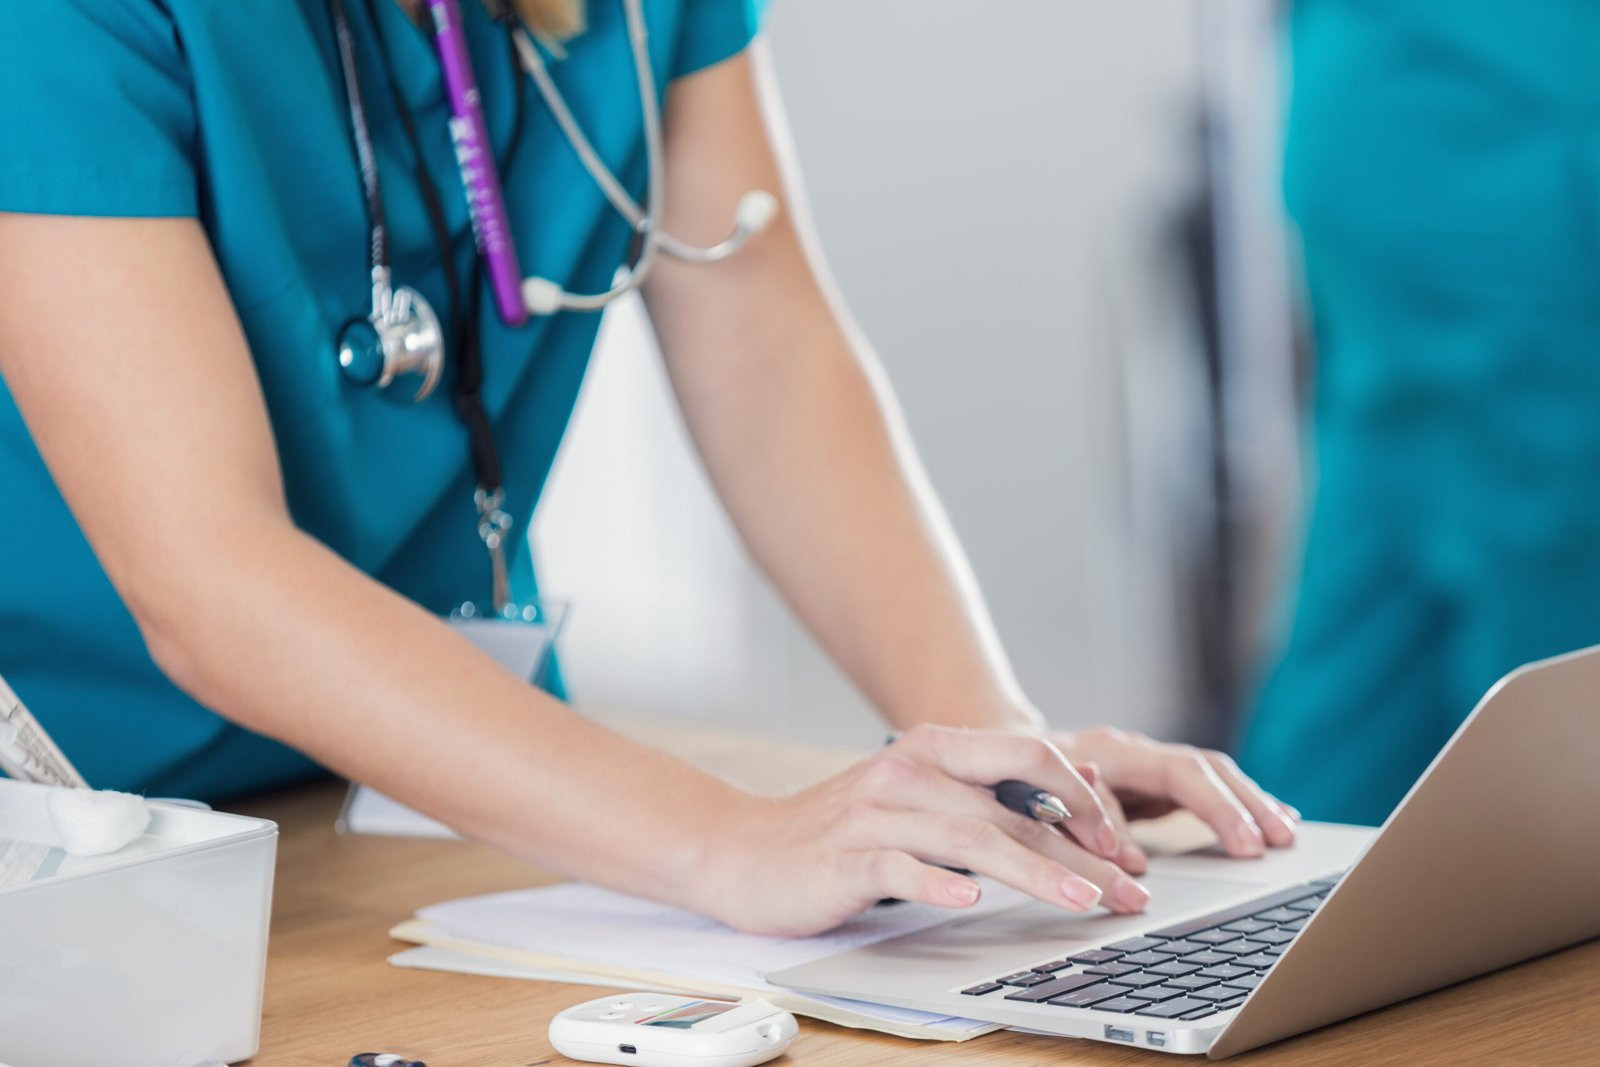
top-left (1239, 1), bottom-right (1600, 825)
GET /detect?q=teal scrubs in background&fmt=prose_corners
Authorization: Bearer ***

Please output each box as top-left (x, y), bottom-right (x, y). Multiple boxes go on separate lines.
top-left (1240, 1), bottom-right (1600, 825)
top-left (0, 0), bottom-right (762, 800)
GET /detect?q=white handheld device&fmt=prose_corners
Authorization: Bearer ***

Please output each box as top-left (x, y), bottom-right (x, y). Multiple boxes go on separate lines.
top-left (548, 994), bottom-right (798, 1067)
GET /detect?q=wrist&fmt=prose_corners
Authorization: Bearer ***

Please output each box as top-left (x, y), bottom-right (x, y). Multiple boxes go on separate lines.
top-left (885, 687), bottom-right (1046, 735)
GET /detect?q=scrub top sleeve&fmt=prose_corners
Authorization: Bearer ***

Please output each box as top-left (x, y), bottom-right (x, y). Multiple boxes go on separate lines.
top-left (671, 0), bottom-right (769, 79)
top-left (0, 0), bottom-right (197, 218)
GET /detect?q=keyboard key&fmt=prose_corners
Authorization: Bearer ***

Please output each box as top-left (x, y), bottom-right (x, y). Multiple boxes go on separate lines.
top-left (1047, 982), bottom-right (1125, 1008)
top-left (1119, 950), bottom-right (1175, 967)
top-left (1106, 972), bottom-right (1167, 989)
top-left (1254, 908), bottom-right (1302, 924)
top-left (997, 972), bottom-right (1051, 987)
top-left (1145, 885), bottom-right (1323, 939)
top-left (1126, 984), bottom-right (1188, 1002)
top-left (1188, 929), bottom-right (1239, 945)
top-left (1189, 985), bottom-right (1245, 1002)
top-left (1032, 959), bottom-right (1074, 973)
top-left (1199, 964), bottom-right (1252, 981)
top-left (1180, 950), bottom-right (1235, 968)
top-left (960, 982), bottom-right (1003, 996)
top-left (1180, 1005), bottom-right (1220, 1020)
top-left (1085, 962), bottom-right (1139, 977)
top-left (1146, 961), bottom-right (1201, 978)
top-left (1221, 918), bottom-right (1274, 935)
top-left (1264, 946), bottom-right (1285, 957)
top-left (1107, 937), bottom-right (1167, 953)
top-left (1003, 973), bottom-right (1105, 1003)
top-left (1088, 996), bottom-right (1147, 1014)
top-left (1224, 974), bottom-right (1262, 993)
top-left (1136, 997), bottom-right (1215, 1019)
top-left (1068, 949), bottom-right (1123, 964)
top-left (1281, 917), bottom-right (1307, 931)
top-left (1285, 900), bottom-right (1319, 914)
top-left (1237, 953), bottom-right (1278, 969)
top-left (1252, 928), bottom-right (1296, 945)
top-left (1154, 939), bottom-right (1208, 956)
top-left (1216, 938), bottom-right (1268, 955)
top-left (1310, 876), bottom-right (1341, 888)
top-left (1166, 974), bottom-right (1219, 991)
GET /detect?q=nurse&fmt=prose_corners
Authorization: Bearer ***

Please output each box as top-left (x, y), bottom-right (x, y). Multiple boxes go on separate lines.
top-left (1240, 1), bottom-right (1600, 825)
top-left (0, 0), bottom-right (1296, 936)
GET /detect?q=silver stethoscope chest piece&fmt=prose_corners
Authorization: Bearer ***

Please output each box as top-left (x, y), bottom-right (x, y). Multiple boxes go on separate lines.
top-left (336, 267), bottom-right (444, 401)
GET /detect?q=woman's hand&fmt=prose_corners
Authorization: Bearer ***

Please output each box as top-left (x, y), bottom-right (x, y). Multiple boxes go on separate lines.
top-left (699, 723), bottom-right (1153, 937)
top-left (1053, 727), bottom-right (1301, 875)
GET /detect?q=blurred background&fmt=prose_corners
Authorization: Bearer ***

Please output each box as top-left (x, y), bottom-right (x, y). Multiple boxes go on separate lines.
top-left (532, 0), bottom-right (1301, 750)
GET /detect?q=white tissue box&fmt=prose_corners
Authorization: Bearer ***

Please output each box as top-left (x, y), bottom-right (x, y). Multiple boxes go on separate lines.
top-left (0, 779), bottom-right (277, 1067)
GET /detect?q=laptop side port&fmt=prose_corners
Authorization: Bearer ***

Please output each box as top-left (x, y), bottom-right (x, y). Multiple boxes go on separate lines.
top-left (1147, 1031), bottom-right (1167, 1048)
top-left (1104, 1025), bottom-right (1135, 1042)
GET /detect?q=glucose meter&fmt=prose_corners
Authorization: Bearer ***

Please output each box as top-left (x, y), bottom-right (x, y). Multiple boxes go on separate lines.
top-left (548, 994), bottom-right (798, 1067)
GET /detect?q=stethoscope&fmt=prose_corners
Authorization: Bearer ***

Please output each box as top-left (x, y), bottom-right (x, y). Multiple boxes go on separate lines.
top-left (326, 0), bottom-right (777, 612)
top-left (330, 0), bottom-right (778, 403)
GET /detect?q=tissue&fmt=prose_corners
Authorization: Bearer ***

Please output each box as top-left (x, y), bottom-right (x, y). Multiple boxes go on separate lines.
top-left (45, 788), bottom-right (152, 857)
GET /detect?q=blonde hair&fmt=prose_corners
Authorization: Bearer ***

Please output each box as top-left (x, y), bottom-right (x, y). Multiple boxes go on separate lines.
top-left (503, 0), bottom-right (586, 40)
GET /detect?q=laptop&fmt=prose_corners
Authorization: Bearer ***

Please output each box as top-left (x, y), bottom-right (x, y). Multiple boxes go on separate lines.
top-left (769, 644), bottom-right (1600, 1056)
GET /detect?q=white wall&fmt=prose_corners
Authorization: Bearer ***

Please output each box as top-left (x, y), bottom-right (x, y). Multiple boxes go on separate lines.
top-left (534, 2), bottom-right (1229, 746)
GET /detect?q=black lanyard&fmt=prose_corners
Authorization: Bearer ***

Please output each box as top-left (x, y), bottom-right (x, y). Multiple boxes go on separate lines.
top-left (328, 0), bottom-right (529, 607)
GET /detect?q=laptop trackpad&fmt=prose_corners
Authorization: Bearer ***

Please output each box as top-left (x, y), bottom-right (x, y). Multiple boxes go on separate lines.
top-left (919, 874), bottom-right (1265, 955)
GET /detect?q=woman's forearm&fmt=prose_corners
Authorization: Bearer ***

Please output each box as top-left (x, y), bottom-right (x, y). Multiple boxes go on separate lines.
top-left (641, 50), bottom-right (1038, 735)
top-left (137, 516), bottom-right (747, 905)
top-left (672, 311), bottom-right (1039, 734)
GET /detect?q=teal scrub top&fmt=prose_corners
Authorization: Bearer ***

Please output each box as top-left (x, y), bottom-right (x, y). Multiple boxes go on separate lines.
top-left (0, 0), bottom-right (762, 800)
top-left (1240, 0), bottom-right (1600, 824)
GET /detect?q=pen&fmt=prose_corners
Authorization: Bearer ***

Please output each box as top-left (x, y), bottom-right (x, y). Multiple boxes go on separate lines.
top-left (992, 779), bottom-right (1071, 824)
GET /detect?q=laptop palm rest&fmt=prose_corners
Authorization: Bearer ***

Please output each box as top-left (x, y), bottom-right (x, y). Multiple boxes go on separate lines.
top-left (770, 875), bottom-right (1267, 1004)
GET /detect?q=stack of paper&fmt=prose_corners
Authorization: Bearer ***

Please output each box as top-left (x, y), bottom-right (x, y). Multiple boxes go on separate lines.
top-left (391, 881), bottom-right (1028, 1041)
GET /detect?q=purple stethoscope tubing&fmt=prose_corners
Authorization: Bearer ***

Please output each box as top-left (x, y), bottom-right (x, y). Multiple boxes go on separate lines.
top-left (426, 0), bottom-right (529, 327)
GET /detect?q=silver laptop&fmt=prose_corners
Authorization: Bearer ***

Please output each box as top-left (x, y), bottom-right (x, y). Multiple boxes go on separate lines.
top-left (769, 644), bottom-right (1600, 1056)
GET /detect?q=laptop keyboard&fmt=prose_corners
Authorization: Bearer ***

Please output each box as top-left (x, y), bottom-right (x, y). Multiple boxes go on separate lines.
top-left (958, 878), bottom-right (1338, 1022)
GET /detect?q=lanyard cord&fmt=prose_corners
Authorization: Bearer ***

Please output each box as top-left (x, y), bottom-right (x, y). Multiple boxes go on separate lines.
top-left (328, 0), bottom-right (389, 276)
top-left (333, 0), bottom-right (531, 608)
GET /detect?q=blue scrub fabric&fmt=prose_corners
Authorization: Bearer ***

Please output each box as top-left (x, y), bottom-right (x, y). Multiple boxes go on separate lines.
top-left (0, 0), bottom-right (764, 800)
top-left (1239, 0), bottom-right (1600, 826)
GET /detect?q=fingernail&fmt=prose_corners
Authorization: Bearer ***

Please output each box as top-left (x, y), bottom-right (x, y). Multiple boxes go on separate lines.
top-left (1096, 823), bottom-right (1121, 858)
top-left (1284, 805), bottom-right (1303, 823)
top-left (1109, 876), bottom-right (1150, 912)
top-left (1236, 823), bottom-right (1265, 856)
top-left (1060, 877), bottom-right (1103, 910)
top-left (948, 879), bottom-right (980, 906)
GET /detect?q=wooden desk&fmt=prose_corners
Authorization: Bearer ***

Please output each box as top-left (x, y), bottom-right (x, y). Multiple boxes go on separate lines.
top-left (232, 724), bottom-right (1599, 1067)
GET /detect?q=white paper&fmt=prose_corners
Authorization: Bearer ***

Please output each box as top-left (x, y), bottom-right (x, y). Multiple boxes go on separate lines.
top-left (417, 881), bottom-right (1024, 1033)
top-left (389, 945), bottom-right (684, 991)
top-left (338, 786), bottom-right (460, 838)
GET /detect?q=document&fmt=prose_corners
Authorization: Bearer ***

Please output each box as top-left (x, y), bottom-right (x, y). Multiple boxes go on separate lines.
top-left (393, 880), bottom-right (1027, 1040)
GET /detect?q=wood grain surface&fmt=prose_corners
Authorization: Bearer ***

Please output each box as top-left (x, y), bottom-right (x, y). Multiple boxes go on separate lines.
top-left (229, 721), bottom-right (1600, 1067)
